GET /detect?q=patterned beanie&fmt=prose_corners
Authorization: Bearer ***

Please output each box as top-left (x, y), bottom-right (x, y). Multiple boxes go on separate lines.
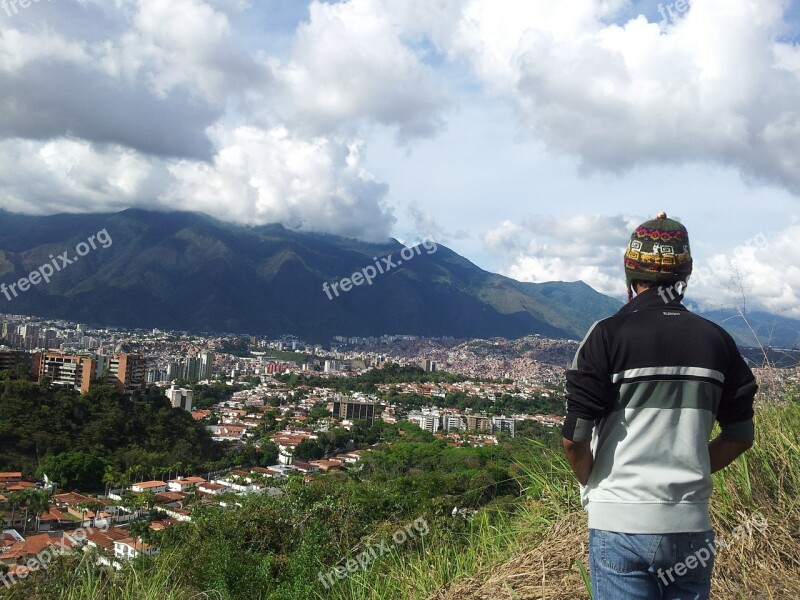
top-left (624, 212), bottom-right (692, 300)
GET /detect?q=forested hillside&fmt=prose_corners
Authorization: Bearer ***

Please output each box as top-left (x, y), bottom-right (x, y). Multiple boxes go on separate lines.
top-left (0, 377), bottom-right (222, 491)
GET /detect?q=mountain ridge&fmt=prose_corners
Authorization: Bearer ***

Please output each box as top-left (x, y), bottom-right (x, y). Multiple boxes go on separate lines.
top-left (1, 209), bottom-right (798, 347)
top-left (0, 209), bottom-right (621, 342)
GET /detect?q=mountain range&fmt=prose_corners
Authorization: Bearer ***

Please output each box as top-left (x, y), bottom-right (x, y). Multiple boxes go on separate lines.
top-left (0, 209), bottom-right (797, 348)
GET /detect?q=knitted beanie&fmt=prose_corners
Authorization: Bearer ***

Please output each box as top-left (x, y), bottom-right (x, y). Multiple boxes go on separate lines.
top-left (624, 212), bottom-right (692, 300)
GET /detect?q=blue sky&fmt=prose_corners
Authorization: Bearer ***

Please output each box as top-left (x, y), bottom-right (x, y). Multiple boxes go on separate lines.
top-left (0, 0), bottom-right (799, 315)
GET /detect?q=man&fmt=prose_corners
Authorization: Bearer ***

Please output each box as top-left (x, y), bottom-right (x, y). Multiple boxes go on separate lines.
top-left (561, 212), bottom-right (757, 599)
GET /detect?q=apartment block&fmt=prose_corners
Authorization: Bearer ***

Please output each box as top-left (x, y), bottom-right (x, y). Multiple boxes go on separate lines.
top-left (32, 352), bottom-right (147, 395)
top-left (108, 354), bottom-right (147, 395)
top-left (167, 386), bottom-right (193, 411)
top-left (33, 351), bottom-right (97, 393)
top-left (0, 350), bottom-right (29, 374)
top-left (332, 397), bottom-right (376, 422)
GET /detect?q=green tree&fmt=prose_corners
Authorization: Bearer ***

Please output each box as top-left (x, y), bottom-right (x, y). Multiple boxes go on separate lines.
top-left (37, 452), bottom-right (107, 492)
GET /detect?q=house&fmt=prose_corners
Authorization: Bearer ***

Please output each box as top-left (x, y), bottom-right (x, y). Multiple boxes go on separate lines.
top-left (84, 526), bottom-right (128, 553)
top-left (206, 424), bottom-right (248, 442)
top-left (113, 537), bottom-right (158, 561)
top-left (153, 492), bottom-right (186, 508)
top-left (309, 459), bottom-right (345, 472)
top-left (167, 477), bottom-right (206, 492)
top-left (335, 451), bottom-right (364, 464)
top-left (52, 492), bottom-right (104, 523)
top-left (197, 482), bottom-right (227, 496)
top-left (0, 473), bottom-right (22, 485)
top-left (148, 518), bottom-right (178, 532)
top-left (36, 507), bottom-right (73, 531)
top-left (291, 461), bottom-right (320, 474)
top-left (0, 529), bottom-right (24, 554)
top-left (0, 532), bottom-right (78, 566)
top-left (2, 481), bottom-right (36, 493)
top-left (130, 481), bottom-right (167, 494)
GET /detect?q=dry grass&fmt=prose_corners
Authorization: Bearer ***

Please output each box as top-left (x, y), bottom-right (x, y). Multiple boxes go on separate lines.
top-left (430, 512), bottom-right (589, 600)
top-left (430, 399), bottom-right (800, 600)
top-left (432, 509), bottom-right (800, 600)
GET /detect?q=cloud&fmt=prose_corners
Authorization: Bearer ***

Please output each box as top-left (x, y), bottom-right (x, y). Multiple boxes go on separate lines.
top-left (485, 214), bottom-right (800, 316)
top-left (2, 0), bottom-right (800, 247)
top-left (483, 220), bottom-right (525, 252)
top-left (163, 126), bottom-right (394, 241)
top-left (273, 0), bottom-right (449, 141)
top-left (425, 0), bottom-right (800, 194)
top-left (699, 226), bottom-right (800, 317)
top-left (0, 137), bottom-right (170, 214)
top-left (0, 0), bottom-right (447, 240)
top-left (0, 127), bottom-right (395, 241)
top-left (484, 214), bottom-right (635, 297)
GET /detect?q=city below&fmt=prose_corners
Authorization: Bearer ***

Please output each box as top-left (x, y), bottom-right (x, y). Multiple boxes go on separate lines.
top-left (0, 311), bottom-right (797, 585)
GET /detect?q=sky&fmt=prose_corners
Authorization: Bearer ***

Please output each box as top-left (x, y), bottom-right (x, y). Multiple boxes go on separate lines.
top-left (0, 0), bottom-right (799, 317)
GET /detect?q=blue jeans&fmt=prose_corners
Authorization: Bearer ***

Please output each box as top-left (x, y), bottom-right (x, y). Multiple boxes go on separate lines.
top-left (589, 529), bottom-right (715, 599)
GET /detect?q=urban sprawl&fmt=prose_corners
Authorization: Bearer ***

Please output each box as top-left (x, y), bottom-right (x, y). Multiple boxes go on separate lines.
top-left (0, 312), bottom-right (795, 585)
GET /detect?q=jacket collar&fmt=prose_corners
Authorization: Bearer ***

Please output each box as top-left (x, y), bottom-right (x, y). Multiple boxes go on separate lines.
top-left (617, 286), bottom-right (687, 316)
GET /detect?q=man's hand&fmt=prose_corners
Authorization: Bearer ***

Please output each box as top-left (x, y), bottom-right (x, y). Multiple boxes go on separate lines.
top-left (709, 437), bottom-right (753, 474)
top-left (562, 438), bottom-right (593, 485)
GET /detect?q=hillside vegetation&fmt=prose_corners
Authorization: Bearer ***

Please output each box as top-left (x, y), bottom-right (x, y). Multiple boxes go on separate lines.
top-left (2, 376), bottom-right (797, 599)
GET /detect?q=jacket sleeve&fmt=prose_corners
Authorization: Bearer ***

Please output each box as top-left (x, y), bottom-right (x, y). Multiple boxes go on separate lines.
top-left (716, 344), bottom-right (757, 443)
top-left (562, 321), bottom-right (613, 443)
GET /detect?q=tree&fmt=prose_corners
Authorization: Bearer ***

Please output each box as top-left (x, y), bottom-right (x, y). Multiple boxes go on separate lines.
top-left (103, 465), bottom-right (124, 497)
top-left (37, 452), bottom-right (107, 492)
top-left (259, 442), bottom-right (279, 467)
top-left (293, 439), bottom-right (324, 461)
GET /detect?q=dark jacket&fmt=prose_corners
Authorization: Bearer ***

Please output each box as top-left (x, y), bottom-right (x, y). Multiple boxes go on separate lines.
top-left (562, 287), bottom-right (757, 533)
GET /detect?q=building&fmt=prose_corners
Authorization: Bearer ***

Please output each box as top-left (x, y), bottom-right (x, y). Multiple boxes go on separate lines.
top-left (114, 537), bottom-right (158, 561)
top-left (198, 351), bottom-right (214, 380)
top-left (183, 355), bottom-right (198, 380)
top-left (0, 350), bottom-right (28, 374)
top-left (33, 351), bottom-right (97, 393)
top-left (166, 386), bottom-right (193, 411)
top-left (443, 414), bottom-right (464, 431)
top-left (408, 410), bottom-right (440, 433)
top-left (418, 414), bottom-right (440, 433)
top-left (130, 481), bottom-right (167, 494)
top-left (108, 354), bottom-right (147, 395)
top-left (465, 415), bottom-right (492, 433)
top-left (492, 416), bottom-right (516, 437)
top-left (32, 352), bottom-right (146, 395)
top-left (332, 397), bottom-right (376, 423)
top-left (167, 477), bottom-right (206, 493)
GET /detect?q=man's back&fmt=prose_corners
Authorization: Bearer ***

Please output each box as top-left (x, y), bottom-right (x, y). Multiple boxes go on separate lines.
top-left (565, 289), bottom-right (757, 533)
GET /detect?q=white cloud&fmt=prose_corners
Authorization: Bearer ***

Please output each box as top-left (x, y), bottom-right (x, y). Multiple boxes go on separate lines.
top-left (163, 125), bottom-right (394, 240)
top-left (426, 0), bottom-right (800, 193)
top-left (485, 214), bottom-right (635, 297)
top-left (274, 0), bottom-right (448, 140)
top-left (483, 220), bottom-right (525, 252)
top-left (2, 0), bottom-right (800, 257)
top-left (698, 226), bottom-right (800, 317)
top-left (486, 215), bottom-right (800, 316)
top-left (0, 137), bottom-right (169, 214)
top-left (0, 127), bottom-right (394, 241)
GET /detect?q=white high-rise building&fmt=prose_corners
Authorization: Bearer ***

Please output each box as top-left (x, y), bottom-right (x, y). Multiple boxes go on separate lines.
top-left (199, 351), bottom-right (214, 380)
top-left (167, 385), bottom-right (193, 411)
